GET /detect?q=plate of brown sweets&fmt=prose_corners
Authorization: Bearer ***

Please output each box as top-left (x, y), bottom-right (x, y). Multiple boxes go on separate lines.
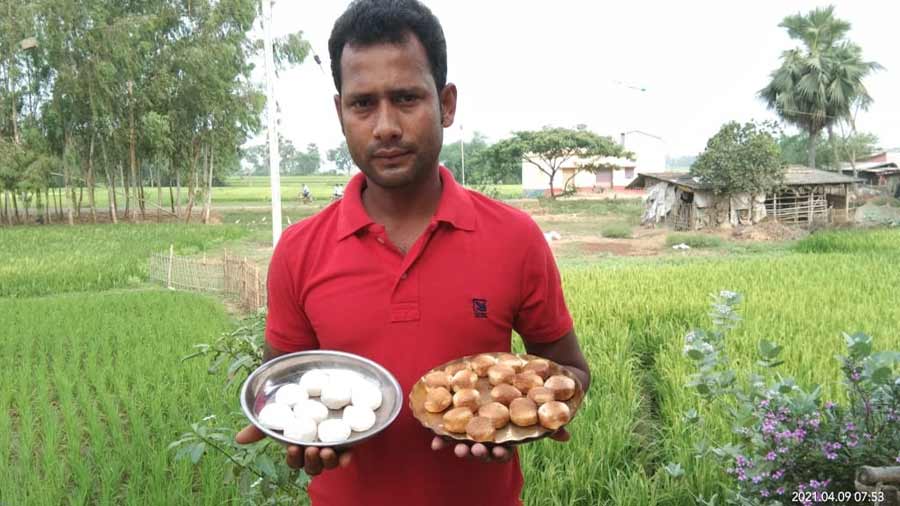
top-left (409, 352), bottom-right (585, 445)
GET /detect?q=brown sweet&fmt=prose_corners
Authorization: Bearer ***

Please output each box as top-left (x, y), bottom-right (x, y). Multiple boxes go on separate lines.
top-left (497, 353), bottom-right (525, 371)
top-left (526, 386), bottom-right (555, 406)
top-left (450, 369), bottom-right (478, 392)
top-left (538, 401), bottom-right (571, 430)
top-left (469, 354), bottom-right (497, 377)
top-left (442, 407), bottom-right (474, 433)
top-left (513, 371), bottom-right (544, 394)
top-left (465, 416), bottom-right (496, 442)
top-left (444, 362), bottom-right (469, 376)
top-left (424, 371), bottom-right (452, 391)
top-left (509, 397), bottom-right (538, 427)
top-left (424, 387), bottom-right (452, 413)
top-left (478, 402), bottom-right (510, 429)
top-left (452, 388), bottom-right (481, 411)
top-left (487, 364), bottom-right (516, 386)
top-left (545, 375), bottom-right (576, 401)
top-left (490, 383), bottom-right (522, 405)
top-left (522, 359), bottom-right (552, 380)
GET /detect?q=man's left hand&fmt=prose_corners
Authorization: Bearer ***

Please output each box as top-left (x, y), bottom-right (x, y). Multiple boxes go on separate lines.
top-left (430, 428), bottom-right (570, 463)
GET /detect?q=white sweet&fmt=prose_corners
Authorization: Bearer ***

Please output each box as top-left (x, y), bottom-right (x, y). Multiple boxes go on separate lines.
top-left (274, 383), bottom-right (308, 407)
top-left (294, 399), bottom-right (329, 423)
top-left (342, 405), bottom-right (376, 432)
top-left (299, 370), bottom-right (330, 397)
top-left (258, 403), bottom-right (294, 431)
top-left (351, 381), bottom-right (383, 411)
top-left (317, 418), bottom-right (352, 443)
top-left (283, 416), bottom-right (318, 442)
top-left (321, 380), bottom-right (353, 410)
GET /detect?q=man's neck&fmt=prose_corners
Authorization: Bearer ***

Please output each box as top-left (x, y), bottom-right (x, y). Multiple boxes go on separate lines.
top-left (361, 168), bottom-right (443, 226)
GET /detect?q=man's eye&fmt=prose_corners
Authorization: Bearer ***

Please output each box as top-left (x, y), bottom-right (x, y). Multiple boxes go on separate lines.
top-left (396, 94), bottom-right (417, 103)
top-left (351, 99), bottom-right (372, 108)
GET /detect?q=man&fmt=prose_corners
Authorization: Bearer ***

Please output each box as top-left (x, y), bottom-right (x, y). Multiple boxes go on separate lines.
top-left (301, 184), bottom-right (312, 203)
top-left (236, 1), bottom-right (591, 505)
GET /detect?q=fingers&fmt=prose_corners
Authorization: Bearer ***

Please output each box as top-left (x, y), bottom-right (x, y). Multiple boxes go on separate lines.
top-left (320, 448), bottom-right (339, 470)
top-left (549, 428), bottom-right (571, 442)
top-left (491, 445), bottom-right (513, 463)
top-left (338, 450), bottom-right (353, 468)
top-left (286, 445), bottom-right (304, 469)
top-left (454, 443), bottom-right (469, 458)
top-left (234, 424), bottom-right (266, 445)
top-left (431, 436), bottom-right (446, 451)
top-left (304, 446), bottom-right (324, 475)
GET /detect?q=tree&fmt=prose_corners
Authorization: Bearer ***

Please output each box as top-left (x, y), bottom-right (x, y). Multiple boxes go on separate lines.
top-left (327, 141), bottom-right (353, 175)
top-left (759, 6), bottom-right (881, 169)
top-left (489, 127), bottom-right (631, 199)
top-left (691, 121), bottom-right (785, 196)
top-left (777, 130), bottom-right (879, 170)
top-left (439, 131), bottom-right (489, 183)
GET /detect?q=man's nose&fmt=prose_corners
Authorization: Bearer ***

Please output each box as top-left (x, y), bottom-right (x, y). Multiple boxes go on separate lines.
top-left (373, 102), bottom-right (401, 142)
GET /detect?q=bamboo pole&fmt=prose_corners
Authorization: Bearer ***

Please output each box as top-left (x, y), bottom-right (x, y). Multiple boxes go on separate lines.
top-left (167, 245), bottom-right (174, 289)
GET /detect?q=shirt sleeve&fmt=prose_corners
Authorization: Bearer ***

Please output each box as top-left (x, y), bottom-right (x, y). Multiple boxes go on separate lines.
top-left (513, 221), bottom-right (574, 344)
top-left (265, 241), bottom-right (319, 352)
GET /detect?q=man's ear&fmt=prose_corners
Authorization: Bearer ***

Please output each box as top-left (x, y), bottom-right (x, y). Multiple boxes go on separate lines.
top-left (334, 94), bottom-right (345, 134)
top-left (439, 83), bottom-right (457, 128)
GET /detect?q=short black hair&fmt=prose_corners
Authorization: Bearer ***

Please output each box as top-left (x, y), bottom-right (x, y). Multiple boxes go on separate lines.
top-left (328, 0), bottom-right (447, 94)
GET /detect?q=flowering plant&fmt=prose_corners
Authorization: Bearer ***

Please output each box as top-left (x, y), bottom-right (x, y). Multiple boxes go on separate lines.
top-left (681, 291), bottom-right (900, 505)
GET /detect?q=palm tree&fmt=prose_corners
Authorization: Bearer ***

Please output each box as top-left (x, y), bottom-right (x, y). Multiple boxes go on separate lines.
top-left (759, 6), bottom-right (881, 169)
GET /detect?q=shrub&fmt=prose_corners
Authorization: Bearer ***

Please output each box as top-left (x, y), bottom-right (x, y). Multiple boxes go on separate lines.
top-left (678, 292), bottom-right (900, 505)
top-left (601, 223), bottom-right (632, 238)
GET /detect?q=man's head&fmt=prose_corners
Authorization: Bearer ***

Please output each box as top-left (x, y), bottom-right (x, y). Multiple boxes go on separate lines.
top-left (329, 0), bottom-right (456, 190)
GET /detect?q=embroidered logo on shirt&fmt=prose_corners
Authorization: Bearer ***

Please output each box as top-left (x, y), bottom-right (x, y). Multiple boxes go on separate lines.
top-left (472, 298), bottom-right (488, 318)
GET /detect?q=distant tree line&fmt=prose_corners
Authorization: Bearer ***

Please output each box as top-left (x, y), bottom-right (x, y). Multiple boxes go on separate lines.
top-left (0, 0), bottom-right (308, 226)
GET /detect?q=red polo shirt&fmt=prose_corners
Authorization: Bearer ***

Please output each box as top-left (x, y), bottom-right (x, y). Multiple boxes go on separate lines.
top-left (265, 166), bottom-right (573, 506)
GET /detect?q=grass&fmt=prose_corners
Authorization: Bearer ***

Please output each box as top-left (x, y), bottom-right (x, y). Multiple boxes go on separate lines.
top-left (0, 290), bottom-right (241, 505)
top-left (0, 223), bottom-right (248, 297)
top-left (4, 204), bottom-right (899, 504)
top-left (517, 227), bottom-right (900, 504)
top-left (665, 233), bottom-right (725, 249)
top-left (601, 223), bottom-right (633, 238)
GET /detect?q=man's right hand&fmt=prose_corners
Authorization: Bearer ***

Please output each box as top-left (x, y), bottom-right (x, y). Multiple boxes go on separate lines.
top-left (235, 424), bottom-right (353, 476)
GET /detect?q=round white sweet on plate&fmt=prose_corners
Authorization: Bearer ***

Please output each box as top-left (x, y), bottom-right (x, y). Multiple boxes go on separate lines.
top-left (274, 383), bottom-right (308, 407)
top-left (351, 381), bottom-right (383, 411)
top-left (258, 403), bottom-right (294, 431)
top-left (342, 405), bottom-right (376, 432)
top-left (294, 399), bottom-right (329, 423)
top-left (317, 418), bottom-right (352, 443)
top-left (299, 370), bottom-right (330, 397)
top-left (321, 381), bottom-right (352, 410)
top-left (283, 416), bottom-right (318, 442)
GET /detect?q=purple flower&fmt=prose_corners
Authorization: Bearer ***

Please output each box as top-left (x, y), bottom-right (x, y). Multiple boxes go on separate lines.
top-left (776, 487), bottom-right (785, 495)
top-left (760, 489), bottom-right (770, 497)
top-left (759, 399), bottom-right (770, 408)
top-left (825, 401), bottom-right (835, 409)
top-left (845, 422), bottom-right (856, 431)
top-left (766, 451), bottom-right (777, 461)
top-left (772, 469), bottom-right (785, 480)
top-left (752, 475), bottom-right (764, 484)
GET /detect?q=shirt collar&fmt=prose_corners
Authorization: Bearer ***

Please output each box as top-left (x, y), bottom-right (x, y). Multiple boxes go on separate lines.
top-left (336, 165), bottom-right (477, 241)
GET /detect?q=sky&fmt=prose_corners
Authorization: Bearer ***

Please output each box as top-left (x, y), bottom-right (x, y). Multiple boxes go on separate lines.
top-left (256, 0), bottom-right (900, 170)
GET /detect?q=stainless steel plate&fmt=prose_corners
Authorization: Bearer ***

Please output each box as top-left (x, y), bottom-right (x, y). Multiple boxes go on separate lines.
top-left (240, 350), bottom-right (403, 449)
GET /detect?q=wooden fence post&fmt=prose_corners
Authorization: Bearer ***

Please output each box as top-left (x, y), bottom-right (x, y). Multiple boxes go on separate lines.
top-left (166, 244), bottom-right (174, 289)
top-left (255, 265), bottom-right (261, 309)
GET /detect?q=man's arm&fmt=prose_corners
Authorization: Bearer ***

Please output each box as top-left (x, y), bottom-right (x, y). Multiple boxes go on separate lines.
top-left (524, 328), bottom-right (591, 393)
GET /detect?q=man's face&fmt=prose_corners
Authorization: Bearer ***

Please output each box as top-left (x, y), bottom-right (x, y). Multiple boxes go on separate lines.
top-left (335, 34), bottom-right (456, 189)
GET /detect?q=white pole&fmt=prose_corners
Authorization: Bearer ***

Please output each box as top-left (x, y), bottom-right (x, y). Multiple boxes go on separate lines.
top-left (262, 0), bottom-right (282, 247)
top-left (460, 124), bottom-right (465, 186)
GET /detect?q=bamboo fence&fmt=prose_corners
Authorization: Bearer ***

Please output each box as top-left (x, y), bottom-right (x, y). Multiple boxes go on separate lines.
top-left (148, 246), bottom-right (265, 311)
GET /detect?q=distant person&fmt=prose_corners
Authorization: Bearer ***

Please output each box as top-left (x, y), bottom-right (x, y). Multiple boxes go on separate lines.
top-left (301, 184), bottom-right (312, 203)
top-left (236, 1), bottom-right (591, 505)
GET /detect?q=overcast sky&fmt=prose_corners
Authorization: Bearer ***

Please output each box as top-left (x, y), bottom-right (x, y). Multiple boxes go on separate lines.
top-left (259, 0), bottom-right (899, 168)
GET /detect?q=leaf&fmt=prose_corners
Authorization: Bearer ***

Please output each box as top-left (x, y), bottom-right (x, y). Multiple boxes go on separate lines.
top-left (664, 462), bottom-right (685, 478)
top-left (255, 454), bottom-right (277, 480)
top-left (687, 349), bottom-right (705, 361)
top-left (871, 366), bottom-right (893, 385)
top-left (190, 442), bottom-right (207, 464)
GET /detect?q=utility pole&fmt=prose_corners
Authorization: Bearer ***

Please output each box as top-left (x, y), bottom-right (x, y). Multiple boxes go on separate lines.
top-left (261, 0), bottom-right (282, 247)
top-left (460, 123), bottom-right (465, 186)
